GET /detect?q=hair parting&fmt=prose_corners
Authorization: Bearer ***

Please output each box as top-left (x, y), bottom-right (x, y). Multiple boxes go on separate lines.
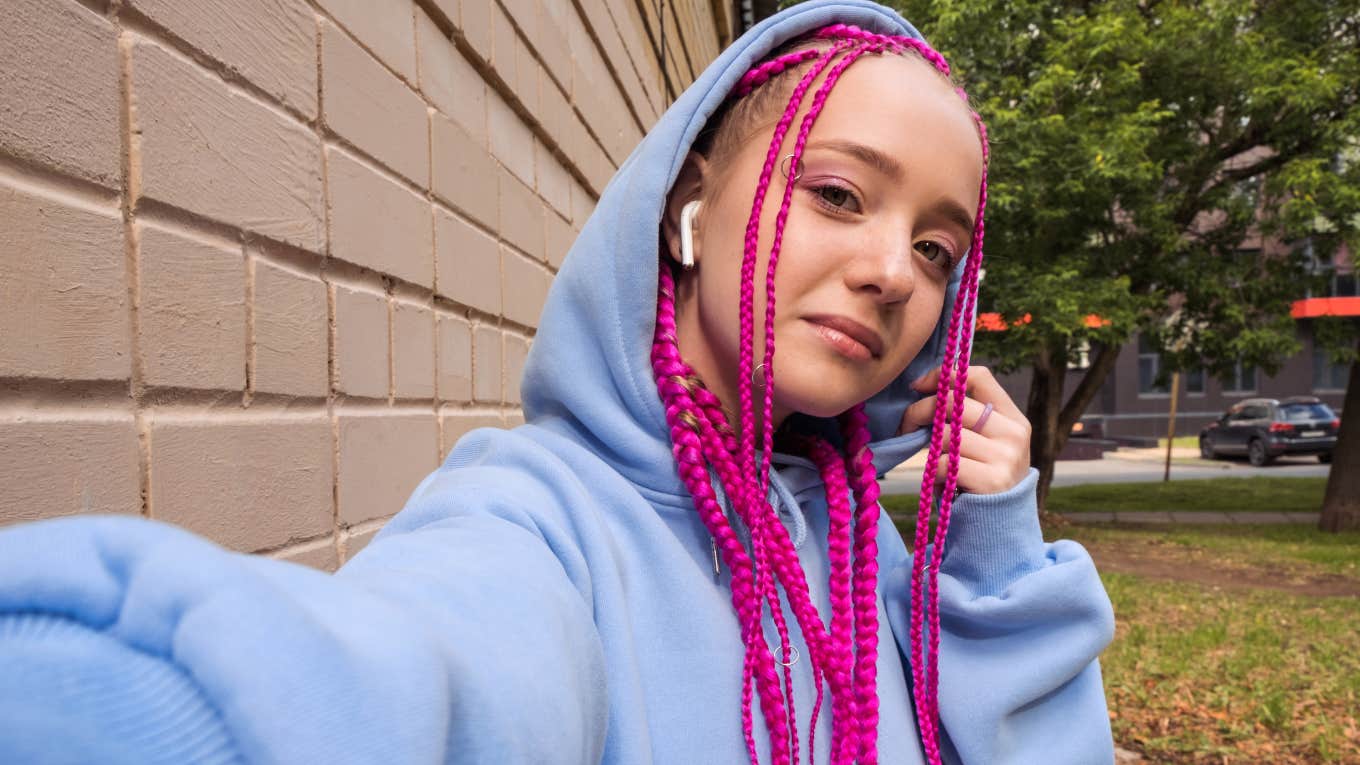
top-left (652, 23), bottom-right (991, 765)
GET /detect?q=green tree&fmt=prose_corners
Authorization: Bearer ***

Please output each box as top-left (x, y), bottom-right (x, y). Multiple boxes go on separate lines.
top-left (885, 0), bottom-right (1360, 512)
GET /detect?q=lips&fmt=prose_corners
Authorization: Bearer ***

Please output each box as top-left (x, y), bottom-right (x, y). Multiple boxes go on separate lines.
top-left (804, 314), bottom-right (884, 359)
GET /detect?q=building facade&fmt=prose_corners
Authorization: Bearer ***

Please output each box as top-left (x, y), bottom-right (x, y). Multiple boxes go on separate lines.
top-left (0, 0), bottom-right (734, 568)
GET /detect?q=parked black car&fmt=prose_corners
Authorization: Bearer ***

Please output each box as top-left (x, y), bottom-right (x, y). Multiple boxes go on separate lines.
top-left (1199, 396), bottom-right (1340, 466)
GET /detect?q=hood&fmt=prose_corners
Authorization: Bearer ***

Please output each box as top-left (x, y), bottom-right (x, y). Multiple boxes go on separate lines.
top-left (521, 0), bottom-right (973, 496)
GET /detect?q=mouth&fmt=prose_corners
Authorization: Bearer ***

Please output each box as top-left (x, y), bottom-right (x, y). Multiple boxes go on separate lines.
top-left (803, 314), bottom-right (884, 361)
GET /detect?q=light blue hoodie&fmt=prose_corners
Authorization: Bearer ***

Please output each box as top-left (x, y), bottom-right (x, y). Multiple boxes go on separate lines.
top-left (0, 2), bottom-right (1115, 762)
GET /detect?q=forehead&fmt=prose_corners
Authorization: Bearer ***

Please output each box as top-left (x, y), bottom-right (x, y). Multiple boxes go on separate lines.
top-left (809, 53), bottom-right (984, 179)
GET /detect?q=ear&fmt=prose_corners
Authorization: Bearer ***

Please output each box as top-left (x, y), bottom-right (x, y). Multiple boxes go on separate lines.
top-left (661, 151), bottom-right (710, 267)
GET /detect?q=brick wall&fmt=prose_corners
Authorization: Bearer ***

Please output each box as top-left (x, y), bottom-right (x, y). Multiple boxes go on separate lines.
top-left (0, 0), bottom-right (731, 570)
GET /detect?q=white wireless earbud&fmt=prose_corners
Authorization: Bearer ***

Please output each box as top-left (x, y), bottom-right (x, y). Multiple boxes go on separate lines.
top-left (680, 200), bottom-right (701, 270)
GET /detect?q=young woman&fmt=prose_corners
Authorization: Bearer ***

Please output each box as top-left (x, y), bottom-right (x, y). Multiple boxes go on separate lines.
top-left (0, 1), bottom-right (1115, 763)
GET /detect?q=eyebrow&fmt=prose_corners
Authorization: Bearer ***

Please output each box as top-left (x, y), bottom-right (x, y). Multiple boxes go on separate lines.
top-left (806, 138), bottom-right (977, 234)
top-left (808, 138), bottom-right (906, 183)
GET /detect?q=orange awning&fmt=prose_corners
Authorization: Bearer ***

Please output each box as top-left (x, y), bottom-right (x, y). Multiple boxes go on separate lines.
top-left (1291, 297), bottom-right (1360, 318)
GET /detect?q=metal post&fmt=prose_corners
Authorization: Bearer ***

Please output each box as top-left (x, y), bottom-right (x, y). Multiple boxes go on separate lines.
top-left (1163, 371), bottom-right (1180, 482)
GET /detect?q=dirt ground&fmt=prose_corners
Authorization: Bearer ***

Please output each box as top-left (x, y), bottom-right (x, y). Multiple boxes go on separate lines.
top-left (1081, 533), bottom-right (1360, 598)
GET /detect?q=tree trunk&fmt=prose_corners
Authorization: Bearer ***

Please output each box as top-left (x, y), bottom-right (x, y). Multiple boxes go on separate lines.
top-left (1319, 337), bottom-right (1360, 532)
top-left (1027, 347), bottom-right (1066, 511)
top-left (1027, 342), bottom-right (1123, 512)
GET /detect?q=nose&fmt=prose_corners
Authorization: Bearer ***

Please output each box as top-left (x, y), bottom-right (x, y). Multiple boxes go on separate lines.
top-left (843, 226), bottom-right (916, 305)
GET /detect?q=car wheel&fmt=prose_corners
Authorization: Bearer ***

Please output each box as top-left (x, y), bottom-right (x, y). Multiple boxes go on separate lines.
top-left (1319, 452), bottom-right (1333, 464)
top-left (1199, 438), bottom-right (1216, 460)
top-left (1248, 438), bottom-right (1273, 467)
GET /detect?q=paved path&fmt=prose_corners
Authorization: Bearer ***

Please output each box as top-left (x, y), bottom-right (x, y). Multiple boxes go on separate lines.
top-left (879, 446), bottom-right (1329, 496)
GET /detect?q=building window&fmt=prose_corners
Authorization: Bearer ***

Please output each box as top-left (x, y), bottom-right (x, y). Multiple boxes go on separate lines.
top-left (1137, 334), bottom-right (1167, 395)
top-left (1185, 367), bottom-right (1206, 395)
top-left (1224, 359), bottom-right (1257, 394)
top-left (1332, 271), bottom-right (1358, 297)
top-left (1314, 346), bottom-right (1350, 391)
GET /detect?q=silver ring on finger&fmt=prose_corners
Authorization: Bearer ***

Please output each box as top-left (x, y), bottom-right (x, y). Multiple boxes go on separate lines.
top-left (972, 402), bottom-right (994, 434)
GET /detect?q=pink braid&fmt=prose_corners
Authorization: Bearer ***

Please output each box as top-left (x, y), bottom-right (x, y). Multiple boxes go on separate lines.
top-left (652, 24), bottom-right (992, 765)
top-left (841, 405), bottom-right (883, 764)
top-left (734, 48), bottom-right (824, 96)
top-left (653, 269), bottom-right (790, 762)
top-left (921, 113), bottom-right (991, 755)
top-left (807, 437), bottom-right (860, 763)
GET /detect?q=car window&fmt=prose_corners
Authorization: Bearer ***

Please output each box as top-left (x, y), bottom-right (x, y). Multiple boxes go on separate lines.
top-left (1244, 405), bottom-right (1269, 419)
top-left (1280, 403), bottom-right (1335, 421)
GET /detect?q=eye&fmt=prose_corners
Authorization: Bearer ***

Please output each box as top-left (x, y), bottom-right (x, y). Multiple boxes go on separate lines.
top-left (808, 183), bottom-right (862, 214)
top-left (914, 240), bottom-right (956, 268)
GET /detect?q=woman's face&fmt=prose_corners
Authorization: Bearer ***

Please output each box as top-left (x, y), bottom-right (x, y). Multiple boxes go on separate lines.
top-left (664, 52), bottom-right (984, 424)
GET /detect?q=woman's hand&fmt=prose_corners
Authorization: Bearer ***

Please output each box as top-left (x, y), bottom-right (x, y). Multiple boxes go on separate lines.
top-left (898, 365), bottom-right (1032, 495)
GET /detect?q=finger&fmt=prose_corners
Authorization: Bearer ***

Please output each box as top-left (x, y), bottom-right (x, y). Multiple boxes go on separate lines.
top-left (925, 447), bottom-right (1025, 496)
top-left (900, 394), bottom-right (1025, 441)
top-left (956, 366), bottom-right (1025, 424)
top-left (910, 365), bottom-right (1024, 424)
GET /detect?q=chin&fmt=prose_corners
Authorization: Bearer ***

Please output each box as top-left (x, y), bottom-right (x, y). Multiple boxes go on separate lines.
top-left (774, 372), bottom-right (876, 420)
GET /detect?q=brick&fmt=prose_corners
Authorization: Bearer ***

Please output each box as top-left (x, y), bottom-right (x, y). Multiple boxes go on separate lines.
top-left (333, 284), bottom-right (389, 399)
top-left (492, 5), bottom-right (516, 81)
top-left (315, 0), bottom-right (417, 82)
top-left (393, 301), bottom-right (435, 399)
top-left (437, 312), bottom-right (472, 401)
top-left (503, 332), bottom-right (530, 404)
top-left (0, 417), bottom-right (141, 527)
top-left (326, 148), bottom-right (433, 287)
top-left (131, 0), bottom-right (317, 118)
top-left (473, 324), bottom-right (502, 402)
top-left (415, 11), bottom-right (486, 144)
top-left (321, 21), bottom-right (428, 187)
top-left (537, 74), bottom-right (573, 148)
top-left (0, 184), bottom-right (128, 380)
top-left (138, 224), bottom-right (246, 391)
top-left (460, 0), bottom-right (494, 63)
top-left (252, 258), bottom-right (328, 397)
top-left (488, 90), bottom-right (535, 188)
top-left (425, 0), bottom-right (459, 27)
top-left (570, 178), bottom-right (596, 227)
top-left (150, 414), bottom-right (333, 552)
top-left (513, 37), bottom-right (540, 116)
top-left (431, 113), bottom-right (498, 228)
top-left (501, 249), bottom-right (550, 328)
top-left (341, 525), bottom-right (382, 561)
top-left (534, 4), bottom-right (573, 94)
top-left (336, 412), bottom-right (437, 525)
top-left (272, 537), bottom-right (339, 572)
top-left (434, 206), bottom-right (500, 314)
top-left (498, 169), bottom-right (545, 262)
top-left (439, 410), bottom-right (503, 457)
top-left (501, 0), bottom-right (540, 44)
top-left (133, 39), bottom-right (324, 252)
top-left (535, 141), bottom-right (571, 219)
top-left (545, 210), bottom-right (575, 270)
top-left (0, 0), bottom-right (120, 187)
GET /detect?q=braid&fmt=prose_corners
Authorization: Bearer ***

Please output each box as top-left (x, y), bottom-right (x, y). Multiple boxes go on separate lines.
top-left (653, 23), bottom-right (992, 765)
top-left (653, 267), bottom-right (788, 762)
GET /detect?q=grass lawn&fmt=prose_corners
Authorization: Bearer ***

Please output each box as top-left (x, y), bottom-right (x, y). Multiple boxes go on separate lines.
top-left (1158, 435), bottom-right (1202, 449)
top-left (877, 476), bottom-right (1329, 515)
top-left (888, 517), bottom-right (1360, 762)
top-left (1046, 476), bottom-right (1328, 513)
top-left (1062, 523), bottom-right (1360, 764)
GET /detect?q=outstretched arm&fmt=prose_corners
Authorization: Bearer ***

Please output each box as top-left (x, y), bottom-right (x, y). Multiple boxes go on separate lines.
top-left (0, 476), bottom-right (609, 765)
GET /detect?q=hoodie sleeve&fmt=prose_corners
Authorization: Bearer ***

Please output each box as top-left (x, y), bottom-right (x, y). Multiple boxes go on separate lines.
top-left (0, 474), bottom-right (609, 765)
top-left (885, 468), bottom-right (1117, 765)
